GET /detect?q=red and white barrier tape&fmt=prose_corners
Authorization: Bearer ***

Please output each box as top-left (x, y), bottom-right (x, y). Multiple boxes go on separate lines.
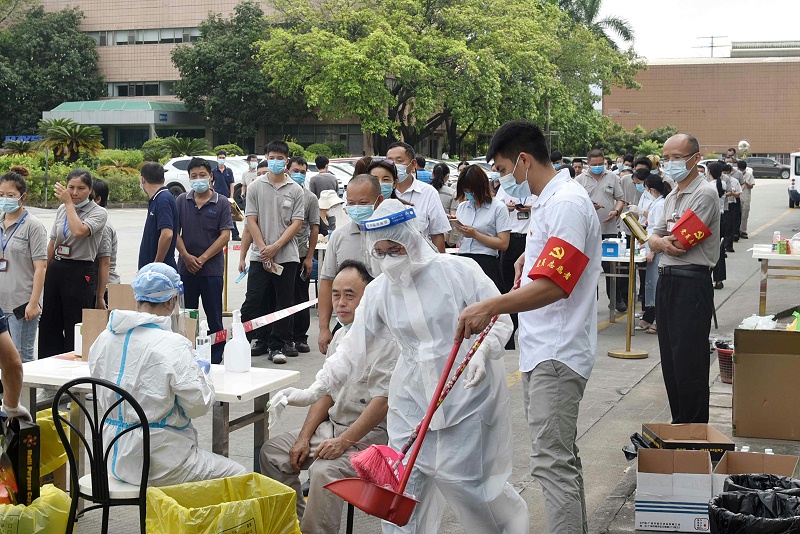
top-left (211, 298), bottom-right (318, 344)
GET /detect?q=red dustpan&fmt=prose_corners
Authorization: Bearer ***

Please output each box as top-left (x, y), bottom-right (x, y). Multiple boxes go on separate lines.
top-left (325, 334), bottom-right (468, 526)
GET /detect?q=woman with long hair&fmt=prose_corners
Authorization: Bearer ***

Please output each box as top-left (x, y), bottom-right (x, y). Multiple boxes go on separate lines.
top-left (639, 175), bottom-right (671, 334)
top-left (431, 162), bottom-right (458, 216)
top-left (367, 159), bottom-right (412, 205)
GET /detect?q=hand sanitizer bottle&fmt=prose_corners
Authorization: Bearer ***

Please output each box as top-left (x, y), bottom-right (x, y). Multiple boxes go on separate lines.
top-left (224, 310), bottom-right (251, 373)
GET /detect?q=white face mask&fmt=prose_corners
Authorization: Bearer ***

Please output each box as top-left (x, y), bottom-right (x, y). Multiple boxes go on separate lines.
top-left (380, 254), bottom-right (410, 282)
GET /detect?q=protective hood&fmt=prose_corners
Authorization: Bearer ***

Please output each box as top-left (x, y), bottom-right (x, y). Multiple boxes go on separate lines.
top-left (363, 199), bottom-right (438, 283)
top-left (107, 309), bottom-right (172, 334)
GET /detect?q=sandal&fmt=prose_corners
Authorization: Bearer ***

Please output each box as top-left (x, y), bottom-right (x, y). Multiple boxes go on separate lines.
top-left (635, 321), bottom-right (651, 331)
top-left (645, 324), bottom-right (658, 334)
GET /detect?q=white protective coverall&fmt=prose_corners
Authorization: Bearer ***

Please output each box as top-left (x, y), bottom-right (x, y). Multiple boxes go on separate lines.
top-left (88, 310), bottom-right (246, 486)
top-left (315, 200), bottom-right (529, 533)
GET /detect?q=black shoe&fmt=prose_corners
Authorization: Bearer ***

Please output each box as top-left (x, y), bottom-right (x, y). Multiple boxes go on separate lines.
top-left (268, 349), bottom-right (287, 364)
top-left (232, 236), bottom-right (242, 241)
top-left (615, 302), bottom-right (628, 313)
top-left (714, 282), bottom-right (724, 290)
top-left (251, 340), bottom-right (269, 356)
top-left (301, 479), bottom-right (310, 497)
top-left (733, 236), bottom-right (740, 242)
top-left (726, 248), bottom-right (735, 253)
top-left (282, 343), bottom-right (299, 357)
top-left (295, 342), bottom-right (310, 353)
top-left (740, 232), bottom-right (749, 239)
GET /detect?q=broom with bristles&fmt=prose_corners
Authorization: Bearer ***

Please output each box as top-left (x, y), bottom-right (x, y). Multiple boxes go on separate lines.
top-left (351, 315), bottom-right (500, 490)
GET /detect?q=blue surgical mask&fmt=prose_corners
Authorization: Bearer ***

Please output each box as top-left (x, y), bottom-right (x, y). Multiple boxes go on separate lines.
top-left (380, 183), bottom-right (394, 198)
top-left (74, 198), bottom-right (90, 209)
top-left (336, 316), bottom-right (352, 332)
top-left (217, 159), bottom-right (226, 166)
top-left (590, 165), bottom-right (605, 175)
top-left (622, 166), bottom-right (632, 171)
top-left (268, 159), bottom-right (286, 175)
top-left (499, 155), bottom-right (532, 198)
top-left (553, 163), bottom-right (562, 170)
top-left (464, 192), bottom-right (475, 203)
top-left (488, 171), bottom-right (500, 181)
top-left (650, 169), bottom-right (659, 175)
top-left (395, 163), bottom-right (409, 183)
top-left (0, 198), bottom-right (21, 213)
top-left (663, 155), bottom-right (697, 183)
top-left (635, 183), bottom-right (644, 193)
top-left (190, 179), bottom-right (210, 193)
top-left (345, 203), bottom-right (376, 223)
top-left (290, 172), bottom-right (305, 185)
top-left (249, 161), bottom-right (257, 169)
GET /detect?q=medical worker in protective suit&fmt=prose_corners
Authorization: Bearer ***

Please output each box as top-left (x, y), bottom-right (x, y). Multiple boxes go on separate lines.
top-left (88, 262), bottom-right (246, 486)
top-left (271, 199), bottom-right (529, 533)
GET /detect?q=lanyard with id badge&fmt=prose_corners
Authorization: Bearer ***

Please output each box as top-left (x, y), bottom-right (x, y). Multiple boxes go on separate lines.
top-left (0, 212), bottom-right (28, 272)
top-left (56, 208), bottom-right (86, 258)
top-left (515, 197), bottom-right (530, 220)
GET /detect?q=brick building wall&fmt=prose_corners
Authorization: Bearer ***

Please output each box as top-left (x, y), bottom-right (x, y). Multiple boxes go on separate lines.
top-left (602, 57), bottom-right (800, 156)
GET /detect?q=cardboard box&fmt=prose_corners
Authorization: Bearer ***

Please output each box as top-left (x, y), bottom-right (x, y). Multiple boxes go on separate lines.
top-left (642, 423), bottom-right (735, 462)
top-left (712, 451), bottom-right (799, 496)
top-left (733, 329), bottom-right (800, 440)
top-left (636, 448), bottom-right (712, 532)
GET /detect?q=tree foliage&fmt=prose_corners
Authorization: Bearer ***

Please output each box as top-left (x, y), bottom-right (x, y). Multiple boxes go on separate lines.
top-left (171, 1), bottom-right (307, 142)
top-left (257, 0), bottom-right (641, 154)
top-left (0, 7), bottom-right (104, 137)
top-left (2, 140), bottom-right (35, 155)
top-left (558, 0), bottom-right (634, 50)
top-left (162, 136), bottom-right (211, 157)
top-left (584, 120), bottom-right (677, 156)
top-left (36, 118), bottom-right (104, 163)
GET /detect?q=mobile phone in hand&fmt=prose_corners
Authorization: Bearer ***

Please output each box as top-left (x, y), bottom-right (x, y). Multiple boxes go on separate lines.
top-left (12, 304), bottom-right (26, 320)
top-left (515, 203), bottom-right (525, 209)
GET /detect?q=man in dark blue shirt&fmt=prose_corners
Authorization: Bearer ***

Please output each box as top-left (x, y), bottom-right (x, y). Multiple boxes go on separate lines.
top-left (212, 151), bottom-right (240, 241)
top-left (175, 158), bottom-right (234, 363)
top-left (139, 162), bottom-right (178, 269)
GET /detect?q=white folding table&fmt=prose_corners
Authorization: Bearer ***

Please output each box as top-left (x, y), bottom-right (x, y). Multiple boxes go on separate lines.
top-left (751, 244), bottom-right (800, 315)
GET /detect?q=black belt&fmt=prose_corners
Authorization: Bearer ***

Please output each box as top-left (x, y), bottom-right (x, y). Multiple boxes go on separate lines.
top-left (658, 265), bottom-right (711, 280)
top-left (54, 258), bottom-right (94, 265)
top-left (510, 232), bottom-right (527, 238)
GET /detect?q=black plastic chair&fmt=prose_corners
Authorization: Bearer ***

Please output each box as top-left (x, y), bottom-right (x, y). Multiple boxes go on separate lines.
top-left (52, 377), bottom-right (150, 534)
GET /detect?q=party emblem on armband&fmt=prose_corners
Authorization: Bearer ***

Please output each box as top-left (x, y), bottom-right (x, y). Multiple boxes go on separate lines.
top-left (669, 209), bottom-right (712, 249)
top-left (528, 237), bottom-right (590, 296)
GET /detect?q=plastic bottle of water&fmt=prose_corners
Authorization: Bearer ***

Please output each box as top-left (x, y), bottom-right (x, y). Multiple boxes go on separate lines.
top-left (194, 320), bottom-right (212, 374)
top-left (772, 231), bottom-right (781, 252)
top-left (224, 310), bottom-right (251, 373)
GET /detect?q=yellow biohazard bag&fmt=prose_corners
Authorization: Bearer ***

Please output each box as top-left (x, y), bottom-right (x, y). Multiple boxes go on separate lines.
top-left (146, 472), bottom-right (300, 534)
top-left (37, 410), bottom-right (68, 477)
top-left (0, 484), bottom-right (70, 533)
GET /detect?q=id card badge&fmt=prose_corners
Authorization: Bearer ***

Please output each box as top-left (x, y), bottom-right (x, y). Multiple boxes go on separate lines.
top-left (517, 211), bottom-right (530, 220)
top-left (0, 259), bottom-right (7, 272)
top-left (56, 245), bottom-right (71, 257)
top-left (666, 220), bottom-right (676, 232)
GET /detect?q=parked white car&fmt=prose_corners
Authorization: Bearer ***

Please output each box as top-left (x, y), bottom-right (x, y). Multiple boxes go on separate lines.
top-left (163, 156), bottom-right (250, 197)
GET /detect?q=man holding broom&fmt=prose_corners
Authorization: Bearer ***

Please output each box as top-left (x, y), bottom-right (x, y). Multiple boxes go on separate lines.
top-left (456, 121), bottom-right (602, 534)
top-left (261, 260), bottom-right (399, 534)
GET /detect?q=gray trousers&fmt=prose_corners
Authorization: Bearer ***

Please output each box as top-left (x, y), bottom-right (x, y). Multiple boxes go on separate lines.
top-left (740, 199), bottom-right (751, 233)
top-left (260, 421), bottom-right (373, 534)
top-left (522, 360), bottom-right (589, 534)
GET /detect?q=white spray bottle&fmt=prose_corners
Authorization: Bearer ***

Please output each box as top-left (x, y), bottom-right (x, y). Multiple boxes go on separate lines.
top-left (224, 309), bottom-right (251, 373)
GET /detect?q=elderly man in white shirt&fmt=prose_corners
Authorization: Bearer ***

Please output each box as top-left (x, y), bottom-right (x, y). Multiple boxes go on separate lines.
top-left (386, 142), bottom-right (451, 252)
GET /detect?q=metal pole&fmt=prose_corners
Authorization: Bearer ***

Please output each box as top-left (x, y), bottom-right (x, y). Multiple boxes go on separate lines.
top-left (223, 245), bottom-right (231, 317)
top-left (608, 252), bottom-right (648, 359)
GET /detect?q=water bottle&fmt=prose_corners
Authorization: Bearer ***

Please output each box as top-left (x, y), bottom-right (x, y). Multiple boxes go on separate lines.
top-left (740, 445), bottom-right (750, 453)
top-left (772, 231), bottom-right (781, 252)
top-left (194, 321), bottom-right (211, 374)
top-left (224, 309), bottom-right (251, 373)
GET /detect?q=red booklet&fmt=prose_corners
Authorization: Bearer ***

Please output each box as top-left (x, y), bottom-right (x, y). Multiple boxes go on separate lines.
top-left (670, 209), bottom-right (712, 249)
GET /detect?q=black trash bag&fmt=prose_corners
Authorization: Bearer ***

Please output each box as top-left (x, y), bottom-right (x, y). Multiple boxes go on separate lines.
top-left (622, 432), bottom-right (653, 461)
top-left (709, 491), bottom-right (800, 533)
top-left (725, 475), bottom-right (800, 496)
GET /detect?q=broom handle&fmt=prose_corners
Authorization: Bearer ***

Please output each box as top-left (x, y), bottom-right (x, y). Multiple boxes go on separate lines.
top-left (393, 315), bottom-right (500, 465)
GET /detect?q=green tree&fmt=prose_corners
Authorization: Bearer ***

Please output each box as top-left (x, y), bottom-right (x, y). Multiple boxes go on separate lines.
top-left (558, 0), bottom-right (634, 50)
top-left (36, 118), bottom-right (104, 163)
top-left (1, 140), bottom-right (35, 155)
top-left (163, 136), bottom-right (211, 157)
top-left (634, 139), bottom-right (662, 157)
top-left (259, 0), bottom-right (640, 155)
top-left (0, 7), bottom-right (104, 137)
top-left (171, 1), bottom-right (307, 143)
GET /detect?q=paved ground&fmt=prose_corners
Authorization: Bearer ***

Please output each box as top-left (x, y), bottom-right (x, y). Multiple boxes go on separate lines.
top-left (27, 179), bottom-right (798, 533)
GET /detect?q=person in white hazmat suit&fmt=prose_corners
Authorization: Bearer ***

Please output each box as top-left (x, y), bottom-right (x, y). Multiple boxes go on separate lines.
top-left (88, 262), bottom-right (246, 486)
top-left (271, 200), bottom-right (529, 533)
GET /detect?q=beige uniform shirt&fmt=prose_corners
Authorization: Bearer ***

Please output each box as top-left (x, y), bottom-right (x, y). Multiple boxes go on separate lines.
top-left (326, 324), bottom-right (399, 439)
top-left (244, 176), bottom-right (304, 264)
top-left (575, 170), bottom-right (624, 235)
top-left (651, 175), bottom-right (721, 268)
top-left (49, 202), bottom-right (107, 261)
top-left (296, 189), bottom-right (320, 259)
top-left (97, 222), bottom-right (120, 285)
top-left (319, 220), bottom-right (378, 281)
top-left (0, 209), bottom-right (48, 310)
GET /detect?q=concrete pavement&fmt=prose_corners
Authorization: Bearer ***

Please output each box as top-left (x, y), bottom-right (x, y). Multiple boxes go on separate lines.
top-left (39, 178), bottom-right (798, 533)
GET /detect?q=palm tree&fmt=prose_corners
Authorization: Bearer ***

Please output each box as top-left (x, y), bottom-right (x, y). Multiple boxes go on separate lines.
top-left (1, 140), bottom-right (36, 155)
top-left (162, 136), bottom-right (211, 157)
top-left (36, 118), bottom-right (104, 163)
top-left (97, 159), bottom-right (140, 176)
top-left (559, 0), bottom-right (634, 50)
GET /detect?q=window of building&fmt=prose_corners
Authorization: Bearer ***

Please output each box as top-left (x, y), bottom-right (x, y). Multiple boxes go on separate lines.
top-left (88, 27), bottom-right (200, 46)
top-left (112, 82), bottom-right (167, 97)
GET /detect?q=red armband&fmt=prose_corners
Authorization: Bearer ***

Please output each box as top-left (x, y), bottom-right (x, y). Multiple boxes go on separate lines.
top-left (528, 237), bottom-right (590, 296)
top-left (670, 209), bottom-right (712, 249)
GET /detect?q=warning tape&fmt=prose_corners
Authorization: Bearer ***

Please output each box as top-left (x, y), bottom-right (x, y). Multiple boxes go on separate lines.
top-left (211, 298), bottom-right (318, 344)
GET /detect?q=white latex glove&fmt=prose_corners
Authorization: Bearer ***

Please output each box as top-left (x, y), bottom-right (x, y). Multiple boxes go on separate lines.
top-left (463, 346), bottom-right (488, 389)
top-left (267, 393), bottom-right (289, 430)
top-left (267, 381), bottom-right (328, 430)
top-left (2, 403), bottom-right (32, 423)
top-left (627, 205), bottom-right (641, 215)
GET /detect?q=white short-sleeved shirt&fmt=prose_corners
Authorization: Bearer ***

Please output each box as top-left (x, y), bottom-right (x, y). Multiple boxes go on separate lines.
top-left (494, 187), bottom-right (534, 234)
top-left (518, 170), bottom-right (602, 379)
top-left (455, 197), bottom-right (512, 257)
top-left (740, 169), bottom-right (755, 203)
top-left (395, 178), bottom-right (451, 238)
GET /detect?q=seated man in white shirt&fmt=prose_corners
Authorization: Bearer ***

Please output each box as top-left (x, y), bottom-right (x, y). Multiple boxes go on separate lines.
top-left (260, 260), bottom-right (400, 534)
top-left (386, 141), bottom-right (451, 252)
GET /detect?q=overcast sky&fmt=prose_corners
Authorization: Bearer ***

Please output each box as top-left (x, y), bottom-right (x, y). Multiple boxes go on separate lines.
top-left (599, 0), bottom-right (800, 59)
